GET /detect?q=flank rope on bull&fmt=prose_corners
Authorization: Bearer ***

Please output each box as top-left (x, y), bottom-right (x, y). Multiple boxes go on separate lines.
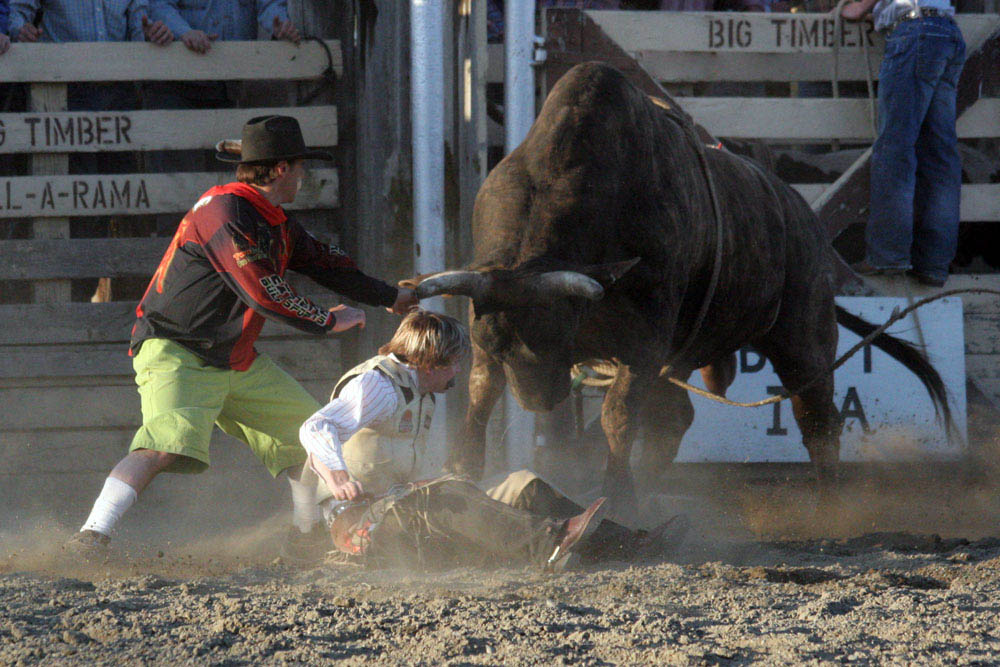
top-left (573, 288), bottom-right (1000, 408)
top-left (655, 105), bottom-right (726, 368)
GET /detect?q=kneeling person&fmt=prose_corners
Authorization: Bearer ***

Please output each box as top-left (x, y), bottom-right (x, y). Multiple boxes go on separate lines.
top-left (300, 310), bottom-right (673, 569)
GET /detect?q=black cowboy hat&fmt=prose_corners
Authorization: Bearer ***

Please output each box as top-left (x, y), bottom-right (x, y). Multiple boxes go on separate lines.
top-left (215, 115), bottom-right (333, 164)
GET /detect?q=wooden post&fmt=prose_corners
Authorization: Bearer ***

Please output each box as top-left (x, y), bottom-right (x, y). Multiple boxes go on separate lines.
top-left (352, 0), bottom-right (415, 363)
top-left (28, 84), bottom-right (71, 304)
top-left (445, 0), bottom-right (489, 449)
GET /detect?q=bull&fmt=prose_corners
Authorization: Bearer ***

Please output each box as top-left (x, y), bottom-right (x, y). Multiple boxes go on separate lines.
top-left (407, 63), bottom-right (953, 505)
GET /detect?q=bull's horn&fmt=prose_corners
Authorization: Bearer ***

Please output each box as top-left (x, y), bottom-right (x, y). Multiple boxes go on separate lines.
top-left (532, 271), bottom-right (604, 301)
top-left (413, 270), bottom-right (486, 299)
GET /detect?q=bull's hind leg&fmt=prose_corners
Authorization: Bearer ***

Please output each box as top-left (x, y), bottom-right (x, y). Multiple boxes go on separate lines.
top-left (637, 377), bottom-right (695, 491)
top-left (757, 311), bottom-right (844, 499)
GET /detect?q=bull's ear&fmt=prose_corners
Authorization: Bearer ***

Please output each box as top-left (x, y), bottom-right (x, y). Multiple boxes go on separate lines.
top-left (578, 257), bottom-right (641, 287)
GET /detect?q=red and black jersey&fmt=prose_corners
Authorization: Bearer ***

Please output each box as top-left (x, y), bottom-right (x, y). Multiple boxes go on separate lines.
top-left (130, 182), bottom-right (398, 371)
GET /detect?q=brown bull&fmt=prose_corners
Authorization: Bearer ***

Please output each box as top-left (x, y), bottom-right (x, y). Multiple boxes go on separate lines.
top-left (408, 62), bottom-right (952, 507)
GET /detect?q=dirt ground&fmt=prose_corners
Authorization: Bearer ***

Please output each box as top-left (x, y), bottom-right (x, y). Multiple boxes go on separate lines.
top-left (4, 457), bottom-right (1000, 666)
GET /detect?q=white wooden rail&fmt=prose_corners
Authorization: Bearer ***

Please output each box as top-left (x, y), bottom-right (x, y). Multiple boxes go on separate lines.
top-left (0, 39), bottom-right (342, 83)
top-left (0, 106), bottom-right (337, 154)
top-left (0, 168), bottom-right (338, 218)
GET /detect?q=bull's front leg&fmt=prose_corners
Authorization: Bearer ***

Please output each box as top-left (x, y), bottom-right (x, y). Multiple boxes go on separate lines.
top-left (600, 363), bottom-right (657, 514)
top-left (447, 342), bottom-right (506, 480)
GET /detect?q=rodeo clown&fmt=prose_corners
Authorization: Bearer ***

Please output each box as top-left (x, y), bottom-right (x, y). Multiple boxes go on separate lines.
top-left (299, 309), bottom-right (675, 570)
top-left (67, 115), bottom-right (418, 560)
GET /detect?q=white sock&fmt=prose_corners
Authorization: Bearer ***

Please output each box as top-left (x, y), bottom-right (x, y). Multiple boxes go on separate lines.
top-left (80, 477), bottom-right (138, 536)
top-left (288, 476), bottom-right (323, 533)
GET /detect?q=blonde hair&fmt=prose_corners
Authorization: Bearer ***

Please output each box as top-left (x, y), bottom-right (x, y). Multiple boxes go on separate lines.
top-left (379, 309), bottom-right (470, 369)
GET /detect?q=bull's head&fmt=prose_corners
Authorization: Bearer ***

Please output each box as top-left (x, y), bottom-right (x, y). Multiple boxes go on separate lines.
top-left (403, 258), bottom-right (639, 411)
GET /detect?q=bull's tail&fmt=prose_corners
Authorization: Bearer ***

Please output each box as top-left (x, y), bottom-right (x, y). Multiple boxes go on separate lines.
top-left (835, 305), bottom-right (955, 438)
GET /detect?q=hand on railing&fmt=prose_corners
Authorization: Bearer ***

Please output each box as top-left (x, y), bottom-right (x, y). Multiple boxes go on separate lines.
top-left (0, 34), bottom-right (9, 56)
top-left (180, 29), bottom-right (219, 54)
top-left (272, 16), bottom-right (302, 45)
top-left (141, 15), bottom-right (173, 47)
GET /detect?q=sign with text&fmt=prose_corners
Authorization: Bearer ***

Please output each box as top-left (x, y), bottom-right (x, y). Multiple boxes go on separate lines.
top-left (590, 10), bottom-right (879, 53)
top-left (0, 106), bottom-right (337, 154)
top-left (703, 14), bottom-right (876, 50)
top-left (0, 169), bottom-right (338, 217)
top-left (590, 11), bottom-right (998, 54)
top-left (675, 297), bottom-right (967, 462)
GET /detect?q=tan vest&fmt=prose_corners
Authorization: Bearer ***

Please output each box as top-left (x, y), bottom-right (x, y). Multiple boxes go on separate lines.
top-left (321, 355), bottom-right (436, 498)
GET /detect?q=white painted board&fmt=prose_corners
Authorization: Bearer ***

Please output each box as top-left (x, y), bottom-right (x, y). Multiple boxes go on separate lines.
top-left (675, 297), bottom-right (967, 462)
top-left (0, 106), bottom-right (337, 154)
top-left (0, 169), bottom-right (338, 218)
top-left (1, 40), bottom-right (342, 83)
top-left (585, 11), bottom-right (998, 54)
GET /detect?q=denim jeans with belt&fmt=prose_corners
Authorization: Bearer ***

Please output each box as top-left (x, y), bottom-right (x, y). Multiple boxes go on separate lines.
top-left (867, 16), bottom-right (965, 282)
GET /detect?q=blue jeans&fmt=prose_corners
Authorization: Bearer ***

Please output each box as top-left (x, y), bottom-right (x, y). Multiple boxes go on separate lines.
top-left (867, 17), bottom-right (965, 282)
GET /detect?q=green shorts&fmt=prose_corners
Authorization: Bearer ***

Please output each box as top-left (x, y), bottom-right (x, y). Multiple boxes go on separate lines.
top-left (129, 338), bottom-right (320, 476)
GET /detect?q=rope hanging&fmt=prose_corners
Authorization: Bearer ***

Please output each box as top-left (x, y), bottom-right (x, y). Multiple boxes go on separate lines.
top-left (572, 288), bottom-right (1000, 408)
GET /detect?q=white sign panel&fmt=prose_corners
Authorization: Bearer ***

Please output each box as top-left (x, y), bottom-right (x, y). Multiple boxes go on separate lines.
top-left (675, 297), bottom-right (967, 463)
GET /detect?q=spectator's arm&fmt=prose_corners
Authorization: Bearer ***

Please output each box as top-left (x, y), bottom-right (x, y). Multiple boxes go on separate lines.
top-left (150, 0), bottom-right (193, 39)
top-left (7, 0), bottom-right (39, 40)
top-left (839, 0), bottom-right (877, 20)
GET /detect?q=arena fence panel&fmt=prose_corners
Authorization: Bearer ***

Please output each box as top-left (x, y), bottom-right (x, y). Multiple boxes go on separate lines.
top-left (0, 40), bottom-right (344, 496)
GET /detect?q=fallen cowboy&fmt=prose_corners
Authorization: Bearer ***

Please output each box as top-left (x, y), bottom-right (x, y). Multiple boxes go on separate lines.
top-left (296, 309), bottom-right (683, 569)
top-left (322, 476), bottom-right (685, 570)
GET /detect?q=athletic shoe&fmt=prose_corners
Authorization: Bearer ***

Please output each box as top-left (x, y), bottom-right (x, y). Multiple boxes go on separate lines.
top-left (64, 530), bottom-right (111, 561)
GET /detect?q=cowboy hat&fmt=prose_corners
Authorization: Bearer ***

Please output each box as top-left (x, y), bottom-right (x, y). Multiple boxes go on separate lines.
top-left (215, 115), bottom-right (333, 164)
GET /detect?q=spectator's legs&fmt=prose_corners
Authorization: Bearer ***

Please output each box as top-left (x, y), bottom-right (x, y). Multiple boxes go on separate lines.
top-left (866, 23), bottom-right (933, 271)
top-left (911, 26), bottom-right (965, 283)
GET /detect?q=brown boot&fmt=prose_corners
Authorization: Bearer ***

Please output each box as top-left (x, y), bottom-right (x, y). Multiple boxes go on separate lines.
top-left (546, 497), bottom-right (608, 572)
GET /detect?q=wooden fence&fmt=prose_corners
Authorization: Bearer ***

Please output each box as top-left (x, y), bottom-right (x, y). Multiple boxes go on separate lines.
top-left (0, 39), bottom-right (347, 517)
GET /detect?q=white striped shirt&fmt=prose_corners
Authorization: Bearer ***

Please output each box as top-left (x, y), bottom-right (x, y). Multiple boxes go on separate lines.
top-left (298, 359), bottom-right (417, 472)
